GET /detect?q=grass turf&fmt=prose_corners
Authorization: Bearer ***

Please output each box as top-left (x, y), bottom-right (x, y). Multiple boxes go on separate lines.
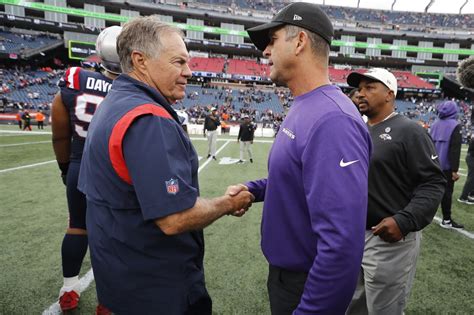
top-left (0, 126), bottom-right (473, 314)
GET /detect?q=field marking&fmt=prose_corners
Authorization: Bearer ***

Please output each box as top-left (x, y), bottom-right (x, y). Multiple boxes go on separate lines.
top-left (0, 160), bottom-right (56, 174)
top-left (42, 269), bottom-right (95, 315)
top-left (433, 216), bottom-right (474, 240)
top-left (198, 140), bottom-right (230, 173)
top-left (0, 140), bottom-right (50, 147)
top-left (0, 130), bottom-right (52, 135)
top-left (190, 137), bottom-right (274, 143)
top-left (42, 140), bottom-right (231, 314)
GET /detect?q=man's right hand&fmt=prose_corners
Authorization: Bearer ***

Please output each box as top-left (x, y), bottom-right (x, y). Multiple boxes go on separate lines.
top-left (228, 190), bottom-right (254, 216)
top-left (225, 184), bottom-right (254, 216)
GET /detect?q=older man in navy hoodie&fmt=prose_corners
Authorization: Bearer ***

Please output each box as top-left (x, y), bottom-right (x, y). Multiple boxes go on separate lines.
top-left (430, 100), bottom-right (464, 229)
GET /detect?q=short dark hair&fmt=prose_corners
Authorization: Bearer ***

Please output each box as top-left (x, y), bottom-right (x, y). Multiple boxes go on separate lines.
top-left (284, 25), bottom-right (329, 58)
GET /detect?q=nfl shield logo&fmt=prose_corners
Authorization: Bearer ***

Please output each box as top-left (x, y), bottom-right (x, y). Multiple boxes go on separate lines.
top-left (165, 178), bottom-right (179, 195)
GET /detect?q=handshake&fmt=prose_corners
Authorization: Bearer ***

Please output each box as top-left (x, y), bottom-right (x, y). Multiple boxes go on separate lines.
top-left (224, 184), bottom-right (255, 217)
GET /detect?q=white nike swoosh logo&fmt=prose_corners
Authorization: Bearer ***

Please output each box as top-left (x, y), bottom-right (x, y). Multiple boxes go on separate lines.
top-left (340, 158), bottom-right (360, 167)
top-left (431, 155), bottom-right (438, 160)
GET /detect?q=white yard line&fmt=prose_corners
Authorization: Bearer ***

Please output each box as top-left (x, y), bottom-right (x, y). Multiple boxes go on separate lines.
top-left (198, 140), bottom-right (230, 173)
top-left (0, 160), bottom-right (56, 174)
top-left (0, 141), bottom-right (50, 147)
top-left (190, 137), bottom-right (274, 143)
top-left (0, 130), bottom-right (52, 135)
top-left (42, 269), bottom-right (95, 315)
top-left (42, 140), bottom-right (231, 314)
top-left (433, 217), bottom-right (474, 240)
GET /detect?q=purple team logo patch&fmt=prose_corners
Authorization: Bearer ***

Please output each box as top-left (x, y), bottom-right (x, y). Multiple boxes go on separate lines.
top-left (165, 178), bottom-right (179, 195)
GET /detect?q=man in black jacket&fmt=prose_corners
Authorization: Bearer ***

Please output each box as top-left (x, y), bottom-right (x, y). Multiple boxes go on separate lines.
top-left (346, 68), bottom-right (445, 315)
top-left (204, 107), bottom-right (220, 160)
top-left (237, 115), bottom-right (256, 163)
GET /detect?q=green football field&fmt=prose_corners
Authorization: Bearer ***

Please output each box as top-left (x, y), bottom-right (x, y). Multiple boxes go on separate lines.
top-left (0, 125), bottom-right (473, 315)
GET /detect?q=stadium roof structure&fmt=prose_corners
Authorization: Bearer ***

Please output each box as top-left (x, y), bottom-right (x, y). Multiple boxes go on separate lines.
top-left (304, 0), bottom-right (474, 14)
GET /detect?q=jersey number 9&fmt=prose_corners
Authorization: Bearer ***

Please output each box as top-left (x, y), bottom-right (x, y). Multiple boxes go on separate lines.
top-left (74, 93), bottom-right (105, 138)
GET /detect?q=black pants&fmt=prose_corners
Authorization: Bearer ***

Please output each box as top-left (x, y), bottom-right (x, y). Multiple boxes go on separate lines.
top-left (441, 170), bottom-right (454, 220)
top-left (267, 265), bottom-right (308, 315)
top-left (460, 153), bottom-right (474, 199)
top-left (38, 121), bottom-right (44, 129)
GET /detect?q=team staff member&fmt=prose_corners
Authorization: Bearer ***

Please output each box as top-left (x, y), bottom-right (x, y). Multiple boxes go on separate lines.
top-left (36, 110), bottom-right (45, 129)
top-left (204, 107), bottom-right (220, 160)
top-left (237, 114), bottom-right (256, 163)
top-left (16, 110), bottom-right (22, 129)
top-left (51, 26), bottom-right (122, 313)
top-left (78, 16), bottom-right (254, 314)
top-left (242, 3), bottom-right (372, 313)
top-left (22, 110), bottom-right (32, 131)
top-left (346, 68), bottom-right (445, 315)
top-left (430, 100), bottom-right (464, 229)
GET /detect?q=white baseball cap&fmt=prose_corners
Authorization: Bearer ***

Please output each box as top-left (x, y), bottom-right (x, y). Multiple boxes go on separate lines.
top-left (347, 68), bottom-right (398, 97)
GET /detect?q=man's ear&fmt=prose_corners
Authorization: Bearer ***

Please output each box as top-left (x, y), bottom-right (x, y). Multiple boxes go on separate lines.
top-left (386, 89), bottom-right (395, 103)
top-left (295, 31), bottom-right (308, 56)
top-left (130, 51), bottom-right (147, 73)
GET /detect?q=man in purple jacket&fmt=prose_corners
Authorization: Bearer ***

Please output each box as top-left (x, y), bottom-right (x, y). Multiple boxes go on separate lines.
top-left (242, 3), bottom-right (372, 314)
top-left (430, 100), bottom-right (464, 229)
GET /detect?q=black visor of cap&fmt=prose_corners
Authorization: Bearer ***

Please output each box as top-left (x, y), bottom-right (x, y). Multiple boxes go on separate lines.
top-left (246, 2), bottom-right (334, 51)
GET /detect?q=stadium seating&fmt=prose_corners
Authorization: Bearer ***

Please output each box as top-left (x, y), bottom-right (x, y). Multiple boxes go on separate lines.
top-left (192, 0), bottom-right (473, 28)
top-left (0, 30), bottom-right (61, 54)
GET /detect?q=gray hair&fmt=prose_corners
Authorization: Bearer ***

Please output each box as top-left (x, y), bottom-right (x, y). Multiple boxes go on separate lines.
top-left (284, 25), bottom-right (329, 58)
top-left (117, 15), bottom-right (184, 73)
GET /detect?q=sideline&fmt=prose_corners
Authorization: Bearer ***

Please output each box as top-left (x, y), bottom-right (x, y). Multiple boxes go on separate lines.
top-left (42, 140), bottom-right (231, 314)
top-left (433, 216), bottom-right (474, 240)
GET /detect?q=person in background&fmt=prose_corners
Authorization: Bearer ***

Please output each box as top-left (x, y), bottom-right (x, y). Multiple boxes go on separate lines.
top-left (346, 68), bottom-right (445, 315)
top-left (348, 88), bottom-right (360, 109)
top-left (176, 108), bottom-right (189, 134)
top-left (36, 110), bottom-right (45, 129)
top-left (237, 114), bottom-right (256, 164)
top-left (204, 107), bottom-right (220, 160)
top-left (16, 110), bottom-right (23, 129)
top-left (456, 56), bottom-right (474, 205)
top-left (51, 26), bottom-right (122, 314)
top-left (22, 110), bottom-right (32, 131)
top-left (430, 100), bottom-right (464, 229)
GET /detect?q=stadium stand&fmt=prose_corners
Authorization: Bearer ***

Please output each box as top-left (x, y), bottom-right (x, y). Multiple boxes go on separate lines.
top-left (192, 0), bottom-right (473, 29)
top-left (0, 30), bottom-right (62, 55)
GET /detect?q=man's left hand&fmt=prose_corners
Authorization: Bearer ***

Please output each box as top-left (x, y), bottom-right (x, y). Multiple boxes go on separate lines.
top-left (371, 217), bottom-right (403, 243)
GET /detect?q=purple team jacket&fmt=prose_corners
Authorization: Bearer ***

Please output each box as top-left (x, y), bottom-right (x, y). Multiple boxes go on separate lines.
top-left (247, 85), bottom-right (371, 314)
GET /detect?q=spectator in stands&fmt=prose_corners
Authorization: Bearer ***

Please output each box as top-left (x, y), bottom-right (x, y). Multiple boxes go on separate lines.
top-left (237, 114), bottom-right (256, 163)
top-left (36, 110), bottom-right (45, 129)
top-left (346, 68), bottom-right (445, 315)
top-left (457, 56), bottom-right (474, 204)
top-left (78, 16), bottom-right (253, 315)
top-left (430, 101), bottom-right (464, 229)
top-left (51, 26), bottom-right (122, 314)
top-left (204, 107), bottom-right (220, 160)
top-left (243, 3), bottom-right (371, 313)
top-left (22, 110), bottom-right (31, 131)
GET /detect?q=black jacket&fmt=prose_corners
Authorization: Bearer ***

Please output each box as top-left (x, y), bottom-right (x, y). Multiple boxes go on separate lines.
top-left (367, 115), bottom-right (446, 235)
top-left (238, 122), bottom-right (256, 141)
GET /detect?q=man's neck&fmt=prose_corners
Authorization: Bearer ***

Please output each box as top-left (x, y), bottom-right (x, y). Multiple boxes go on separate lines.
top-left (368, 108), bottom-right (395, 126)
